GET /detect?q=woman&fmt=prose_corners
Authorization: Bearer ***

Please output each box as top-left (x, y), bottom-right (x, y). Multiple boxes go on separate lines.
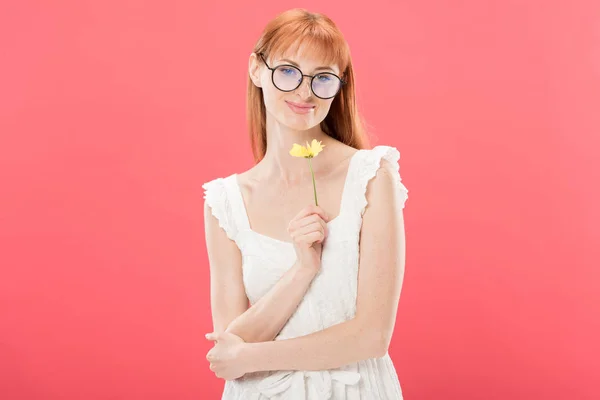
top-left (202, 8), bottom-right (409, 399)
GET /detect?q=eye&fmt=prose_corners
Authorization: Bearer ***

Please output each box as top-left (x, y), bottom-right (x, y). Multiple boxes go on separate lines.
top-left (280, 68), bottom-right (296, 75)
top-left (316, 74), bottom-right (332, 82)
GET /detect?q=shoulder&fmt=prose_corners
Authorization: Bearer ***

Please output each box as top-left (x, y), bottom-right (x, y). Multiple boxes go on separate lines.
top-left (357, 144), bottom-right (408, 213)
top-left (361, 145), bottom-right (401, 167)
top-left (337, 142), bottom-right (361, 159)
top-left (356, 145), bottom-right (402, 184)
top-left (318, 138), bottom-right (359, 166)
top-left (202, 173), bottom-right (239, 241)
top-left (365, 160), bottom-right (399, 208)
top-left (202, 173), bottom-right (236, 192)
top-left (202, 173), bottom-right (237, 215)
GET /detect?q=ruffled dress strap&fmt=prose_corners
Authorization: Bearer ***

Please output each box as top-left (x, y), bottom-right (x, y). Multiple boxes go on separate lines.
top-left (348, 145), bottom-right (409, 218)
top-left (202, 174), bottom-right (247, 242)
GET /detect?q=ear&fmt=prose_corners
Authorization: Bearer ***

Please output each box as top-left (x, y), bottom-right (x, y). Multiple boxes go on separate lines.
top-left (248, 52), bottom-right (262, 88)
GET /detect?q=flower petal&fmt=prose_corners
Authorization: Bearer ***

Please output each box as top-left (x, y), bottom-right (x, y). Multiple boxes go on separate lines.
top-left (289, 143), bottom-right (306, 157)
top-left (311, 139), bottom-right (324, 157)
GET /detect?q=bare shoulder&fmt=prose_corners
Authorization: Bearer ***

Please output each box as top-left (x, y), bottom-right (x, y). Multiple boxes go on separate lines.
top-left (328, 141), bottom-right (359, 162)
top-left (377, 157), bottom-right (399, 177)
top-left (235, 166), bottom-right (259, 193)
top-left (319, 141), bottom-right (360, 177)
top-left (366, 163), bottom-right (398, 199)
top-left (363, 155), bottom-right (404, 217)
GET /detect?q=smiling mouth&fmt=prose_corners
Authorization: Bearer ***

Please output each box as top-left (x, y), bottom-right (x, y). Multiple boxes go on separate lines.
top-left (286, 101), bottom-right (315, 114)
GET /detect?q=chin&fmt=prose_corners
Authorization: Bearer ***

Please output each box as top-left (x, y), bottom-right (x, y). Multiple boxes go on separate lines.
top-left (279, 113), bottom-right (325, 131)
top-left (284, 120), bottom-right (314, 130)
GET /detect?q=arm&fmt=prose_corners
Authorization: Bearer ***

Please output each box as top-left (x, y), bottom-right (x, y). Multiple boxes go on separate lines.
top-left (224, 260), bottom-right (317, 343)
top-left (204, 200), bottom-right (318, 343)
top-left (240, 160), bottom-right (406, 372)
top-left (204, 200), bottom-right (247, 334)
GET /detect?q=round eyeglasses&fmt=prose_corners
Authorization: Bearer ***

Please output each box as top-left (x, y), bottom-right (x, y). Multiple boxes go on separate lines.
top-left (258, 53), bottom-right (346, 100)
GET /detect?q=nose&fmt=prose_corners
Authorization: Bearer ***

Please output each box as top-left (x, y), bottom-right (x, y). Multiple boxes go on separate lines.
top-left (295, 75), bottom-right (312, 98)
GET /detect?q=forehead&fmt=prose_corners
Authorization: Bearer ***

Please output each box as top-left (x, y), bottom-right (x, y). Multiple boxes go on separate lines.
top-left (272, 44), bottom-right (340, 73)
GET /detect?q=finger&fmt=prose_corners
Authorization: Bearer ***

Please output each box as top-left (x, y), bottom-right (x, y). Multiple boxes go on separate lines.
top-left (314, 205), bottom-right (330, 222)
top-left (291, 221), bottom-right (324, 242)
top-left (292, 213), bottom-right (326, 231)
top-left (206, 350), bottom-right (216, 361)
top-left (303, 231), bottom-right (325, 245)
top-left (318, 216), bottom-right (328, 236)
top-left (296, 230), bottom-right (325, 245)
top-left (310, 219), bottom-right (328, 237)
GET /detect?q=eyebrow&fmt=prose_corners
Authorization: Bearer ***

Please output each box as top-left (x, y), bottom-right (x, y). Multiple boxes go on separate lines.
top-left (279, 58), bottom-right (336, 73)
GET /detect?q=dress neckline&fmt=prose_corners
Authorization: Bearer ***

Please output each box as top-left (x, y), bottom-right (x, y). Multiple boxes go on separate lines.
top-left (231, 149), bottom-right (362, 246)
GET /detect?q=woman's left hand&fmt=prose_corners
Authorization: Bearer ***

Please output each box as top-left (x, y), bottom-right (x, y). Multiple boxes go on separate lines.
top-left (205, 331), bottom-right (248, 380)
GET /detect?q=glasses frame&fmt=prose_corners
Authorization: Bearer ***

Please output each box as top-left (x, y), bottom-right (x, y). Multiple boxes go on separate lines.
top-left (258, 53), bottom-right (346, 100)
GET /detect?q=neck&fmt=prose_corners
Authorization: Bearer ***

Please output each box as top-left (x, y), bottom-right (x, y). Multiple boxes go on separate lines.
top-left (258, 116), bottom-right (333, 186)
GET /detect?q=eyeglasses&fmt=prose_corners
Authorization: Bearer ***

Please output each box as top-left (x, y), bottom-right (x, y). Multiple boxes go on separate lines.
top-left (258, 53), bottom-right (346, 100)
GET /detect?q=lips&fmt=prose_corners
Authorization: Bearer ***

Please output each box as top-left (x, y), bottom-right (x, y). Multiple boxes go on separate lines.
top-left (286, 101), bottom-right (314, 109)
top-left (285, 101), bottom-right (315, 114)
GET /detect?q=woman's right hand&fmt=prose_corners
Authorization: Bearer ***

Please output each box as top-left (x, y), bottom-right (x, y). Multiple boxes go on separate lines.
top-left (287, 205), bottom-right (330, 273)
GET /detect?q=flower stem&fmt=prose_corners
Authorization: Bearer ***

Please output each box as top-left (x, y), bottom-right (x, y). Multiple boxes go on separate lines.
top-left (307, 157), bottom-right (318, 206)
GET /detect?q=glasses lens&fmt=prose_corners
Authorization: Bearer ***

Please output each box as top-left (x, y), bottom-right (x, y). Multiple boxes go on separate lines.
top-left (273, 66), bottom-right (302, 91)
top-left (311, 73), bottom-right (341, 99)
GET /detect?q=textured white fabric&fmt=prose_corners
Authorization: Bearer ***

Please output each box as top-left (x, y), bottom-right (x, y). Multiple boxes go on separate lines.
top-left (202, 145), bottom-right (409, 399)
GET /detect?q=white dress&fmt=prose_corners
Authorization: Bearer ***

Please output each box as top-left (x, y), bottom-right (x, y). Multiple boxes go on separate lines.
top-left (202, 145), bottom-right (409, 400)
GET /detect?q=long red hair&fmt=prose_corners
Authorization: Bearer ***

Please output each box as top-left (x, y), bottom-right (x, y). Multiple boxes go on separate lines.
top-left (247, 8), bottom-right (371, 163)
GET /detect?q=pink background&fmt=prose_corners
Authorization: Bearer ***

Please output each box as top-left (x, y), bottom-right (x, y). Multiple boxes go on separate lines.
top-left (1, 1), bottom-right (599, 399)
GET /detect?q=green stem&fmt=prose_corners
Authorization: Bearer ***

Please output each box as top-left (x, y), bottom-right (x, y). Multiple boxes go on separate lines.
top-left (307, 157), bottom-right (318, 206)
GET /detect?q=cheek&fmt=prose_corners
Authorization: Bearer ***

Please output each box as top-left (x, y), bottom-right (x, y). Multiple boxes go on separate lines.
top-left (316, 100), bottom-right (334, 117)
top-left (261, 87), bottom-right (281, 112)
top-left (261, 82), bottom-right (287, 111)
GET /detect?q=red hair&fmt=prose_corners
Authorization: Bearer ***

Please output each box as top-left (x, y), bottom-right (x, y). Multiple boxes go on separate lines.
top-left (247, 8), bottom-right (371, 163)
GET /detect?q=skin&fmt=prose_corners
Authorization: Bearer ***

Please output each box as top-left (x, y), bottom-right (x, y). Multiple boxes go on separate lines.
top-left (204, 47), bottom-right (406, 381)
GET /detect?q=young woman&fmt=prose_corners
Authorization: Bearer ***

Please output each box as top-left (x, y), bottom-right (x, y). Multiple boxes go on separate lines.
top-left (202, 8), bottom-right (409, 399)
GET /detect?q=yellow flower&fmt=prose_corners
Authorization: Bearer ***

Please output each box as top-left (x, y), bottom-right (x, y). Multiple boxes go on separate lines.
top-left (289, 139), bottom-right (325, 158)
top-left (288, 139), bottom-right (326, 206)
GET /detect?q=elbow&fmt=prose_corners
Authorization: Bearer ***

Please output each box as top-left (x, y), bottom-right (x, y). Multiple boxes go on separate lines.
top-left (225, 324), bottom-right (273, 343)
top-left (224, 325), bottom-right (254, 343)
top-left (355, 317), bottom-right (391, 358)
top-left (371, 330), bottom-right (392, 358)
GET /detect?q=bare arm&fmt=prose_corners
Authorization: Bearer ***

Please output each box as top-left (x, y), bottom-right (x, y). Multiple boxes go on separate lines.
top-left (239, 160), bottom-right (407, 371)
top-left (204, 200), bottom-right (319, 343)
top-left (224, 260), bottom-right (317, 343)
top-left (204, 200), bottom-right (248, 334)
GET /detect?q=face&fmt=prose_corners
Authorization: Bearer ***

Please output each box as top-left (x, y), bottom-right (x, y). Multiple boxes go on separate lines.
top-left (249, 48), bottom-right (342, 131)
